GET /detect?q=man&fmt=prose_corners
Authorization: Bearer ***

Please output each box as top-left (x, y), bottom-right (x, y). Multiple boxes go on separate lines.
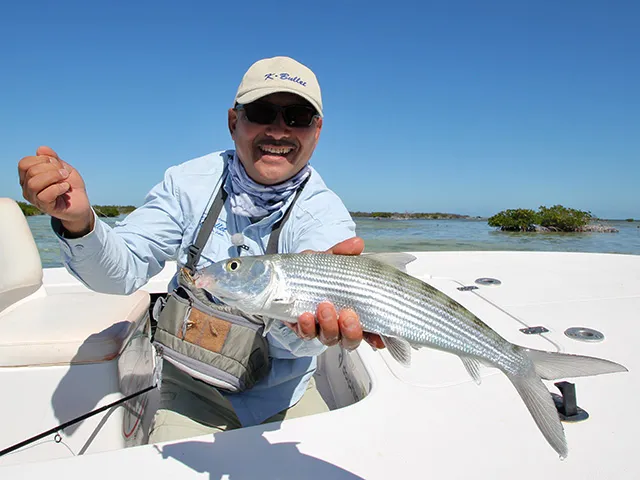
top-left (18, 56), bottom-right (383, 442)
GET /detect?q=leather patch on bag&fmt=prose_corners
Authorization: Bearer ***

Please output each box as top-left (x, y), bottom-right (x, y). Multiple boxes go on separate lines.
top-left (179, 308), bottom-right (231, 353)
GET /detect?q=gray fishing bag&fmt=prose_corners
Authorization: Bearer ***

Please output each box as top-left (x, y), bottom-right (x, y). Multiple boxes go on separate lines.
top-left (153, 177), bottom-right (307, 392)
top-left (153, 268), bottom-right (271, 392)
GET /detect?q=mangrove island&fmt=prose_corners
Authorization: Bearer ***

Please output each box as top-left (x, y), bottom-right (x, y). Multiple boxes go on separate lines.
top-left (350, 211), bottom-right (477, 220)
top-left (488, 205), bottom-right (618, 233)
top-left (18, 201), bottom-right (136, 218)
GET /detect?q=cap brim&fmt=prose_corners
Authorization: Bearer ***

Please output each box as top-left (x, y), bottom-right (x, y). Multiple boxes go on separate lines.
top-left (235, 86), bottom-right (323, 117)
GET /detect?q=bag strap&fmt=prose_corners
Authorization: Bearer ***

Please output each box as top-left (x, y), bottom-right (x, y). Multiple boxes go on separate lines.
top-left (186, 174), bottom-right (310, 273)
top-left (266, 176), bottom-right (310, 254)
top-left (186, 185), bottom-right (228, 274)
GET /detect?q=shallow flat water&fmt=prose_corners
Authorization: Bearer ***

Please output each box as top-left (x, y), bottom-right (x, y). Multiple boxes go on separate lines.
top-left (27, 215), bottom-right (640, 268)
top-left (357, 218), bottom-right (640, 254)
top-left (28, 215), bottom-right (124, 268)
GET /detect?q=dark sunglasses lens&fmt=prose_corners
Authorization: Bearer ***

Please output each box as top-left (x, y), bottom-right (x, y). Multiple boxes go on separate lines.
top-left (243, 103), bottom-right (277, 125)
top-left (283, 106), bottom-right (316, 127)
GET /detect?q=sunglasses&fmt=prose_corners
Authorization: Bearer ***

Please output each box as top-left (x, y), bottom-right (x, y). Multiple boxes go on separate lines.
top-left (236, 102), bottom-right (319, 128)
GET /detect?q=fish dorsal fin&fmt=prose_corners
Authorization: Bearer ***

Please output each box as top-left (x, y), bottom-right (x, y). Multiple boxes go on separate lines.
top-left (460, 356), bottom-right (483, 385)
top-left (380, 335), bottom-right (412, 366)
top-left (365, 253), bottom-right (417, 272)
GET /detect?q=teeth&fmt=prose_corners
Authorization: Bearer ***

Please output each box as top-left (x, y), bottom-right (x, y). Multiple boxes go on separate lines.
top-left (259, 145), bottom-right (294, 155)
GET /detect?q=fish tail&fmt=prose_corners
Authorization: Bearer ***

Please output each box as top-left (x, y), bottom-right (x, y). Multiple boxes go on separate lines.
top-left (507, 370), bottom-right (568, 458)
top-left (524, 348), bottom-right (628, 380)
top-left (507, 349), bottom-right (627, 458)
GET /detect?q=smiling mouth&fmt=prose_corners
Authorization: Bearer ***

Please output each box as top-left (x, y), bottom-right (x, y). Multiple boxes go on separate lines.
top-left (258, 144), bottom-right (296, 156)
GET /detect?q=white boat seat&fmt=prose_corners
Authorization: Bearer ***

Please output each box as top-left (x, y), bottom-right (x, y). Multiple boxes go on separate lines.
top-left (0, 290), bottom-right (150, 367)
top-left (0, 198), bottom-right (152, 367)
top-left (0, 198), bottom-right (43, 314)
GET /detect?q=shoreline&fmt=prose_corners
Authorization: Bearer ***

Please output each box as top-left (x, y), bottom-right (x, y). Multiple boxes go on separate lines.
top-left (16, 201), bottom-right (637, 225)
top-left (350, 212), bottom-right (484, 221)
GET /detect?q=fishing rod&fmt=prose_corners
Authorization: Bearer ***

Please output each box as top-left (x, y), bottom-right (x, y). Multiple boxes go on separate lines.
top-left (0, 384), bottom-right (156, 458)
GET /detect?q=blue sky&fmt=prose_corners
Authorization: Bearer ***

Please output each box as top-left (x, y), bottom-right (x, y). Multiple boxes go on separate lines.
top-left (1, 1), bottom-right (638, 219)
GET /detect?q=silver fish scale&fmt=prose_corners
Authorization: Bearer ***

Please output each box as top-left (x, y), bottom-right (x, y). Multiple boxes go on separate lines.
top-left (272, 254), bottom-right (523, 369)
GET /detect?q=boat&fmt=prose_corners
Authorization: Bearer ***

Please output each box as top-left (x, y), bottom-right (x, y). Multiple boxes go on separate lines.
top-left (1, 197), bottom-right (638, 479)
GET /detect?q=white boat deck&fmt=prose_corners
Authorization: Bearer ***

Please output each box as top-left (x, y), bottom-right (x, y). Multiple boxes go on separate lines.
top-left (2, 251), bottom-right (639, 479)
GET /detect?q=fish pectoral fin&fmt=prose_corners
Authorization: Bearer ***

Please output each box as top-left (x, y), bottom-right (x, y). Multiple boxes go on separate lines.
top-left (364, 253), bottom-right (417, 273)
top-left (272, 296), bottom-right (294, 306)
top-left (460, 356), bottom-right (482, 385)
top-left (262, 317), bottom-right (277, 336)
top-left (268, 295), bottom-right (296, 317)
top-left (380, 335), bottom-right (412, 367)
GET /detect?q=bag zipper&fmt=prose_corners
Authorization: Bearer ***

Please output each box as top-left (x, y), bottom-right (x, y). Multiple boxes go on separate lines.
top-left (155, 343), bottom-right (244, 392)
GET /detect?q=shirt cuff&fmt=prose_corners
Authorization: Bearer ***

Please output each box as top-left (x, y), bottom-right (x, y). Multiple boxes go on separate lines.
top-left (51, 210), bottom-right (103, 259)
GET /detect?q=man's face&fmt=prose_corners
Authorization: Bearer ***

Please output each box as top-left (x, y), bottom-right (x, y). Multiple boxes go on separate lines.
top-left (228, 92), bottom-right (323, 185)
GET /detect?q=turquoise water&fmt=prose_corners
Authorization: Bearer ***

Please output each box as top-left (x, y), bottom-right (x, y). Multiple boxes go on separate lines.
top-left (27, 215), bottom-right (640, 268)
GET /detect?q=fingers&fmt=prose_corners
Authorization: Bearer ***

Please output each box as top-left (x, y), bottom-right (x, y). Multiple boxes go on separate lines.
top-left (37, 182), bottom-right (71, 204)
top-left (18, 146), bottom-right (62, 184)
top-left (300, 237), bottom-right (365, 256)
top-left (18, 146), bottom-right (69, 209)
top-left (19, 154), bottom-right (64, 186)
top-left (337, 308), bottom-right (363, 350)
top-left (324, 237), bottom-right (365, 256)
top-left (294, 302), bottom-right (363, 350)
top-left (20, 158), bottom-right (70, 206)
top-left (294, 312), bottom-right (317, 340)
top-left (36, 145), bottom-right (60, 159)
top-left (317, 303), bottom-right (339, 346)
top-left (294, 302), bottom-right (339, 344)
top-left (294, 238), bottom-right (365, 348)
top-left (18, 155), bottom-right (49, 186)
top-left (24, 162), bottom-right (69, 190)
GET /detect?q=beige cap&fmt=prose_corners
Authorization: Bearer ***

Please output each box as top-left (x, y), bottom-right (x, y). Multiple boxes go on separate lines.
top-left (234, 56), bottom-right (323, 117)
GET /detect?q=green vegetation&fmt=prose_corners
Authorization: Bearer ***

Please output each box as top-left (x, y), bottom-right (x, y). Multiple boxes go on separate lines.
top-left (626, 218), bottom-right (634, 222)
top-left (350, 211), bottom-right (472, 220)
top-left (487, 208), bottom-right (538, 231)
top-left (488, 205), bottom-right (593, 232)
top-left (371, 212), bottom-right (392, 218)
top-left (92, 205), bottom-right (136, 217)
top-left (17, 201), bottom-right (135, 218)
top-left (537, 205), bottom-right (592, 231)
top-left (18, 201), bottom-right (43, 216)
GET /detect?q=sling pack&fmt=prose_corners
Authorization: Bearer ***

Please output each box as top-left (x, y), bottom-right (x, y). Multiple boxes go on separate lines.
top-left (153, 176), bottom-right (307, 392)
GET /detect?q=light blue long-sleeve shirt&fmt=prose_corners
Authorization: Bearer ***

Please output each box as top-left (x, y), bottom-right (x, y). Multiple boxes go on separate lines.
top-left (52, 150), bottom-right (356, 426)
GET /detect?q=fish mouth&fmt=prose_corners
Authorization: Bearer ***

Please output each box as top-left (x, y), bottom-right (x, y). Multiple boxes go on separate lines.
top-left (193, 273), bottom-right (216, 291)
top-left (194, 275), bottom-right (239, 302)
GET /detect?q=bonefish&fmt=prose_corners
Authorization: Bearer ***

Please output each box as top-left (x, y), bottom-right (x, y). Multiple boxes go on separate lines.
top-left (194, 252), bottom-right (627, 458)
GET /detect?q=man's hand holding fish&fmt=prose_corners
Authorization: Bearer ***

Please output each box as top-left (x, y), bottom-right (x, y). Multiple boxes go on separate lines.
top-left (287, 236), bottom-right (385, 350)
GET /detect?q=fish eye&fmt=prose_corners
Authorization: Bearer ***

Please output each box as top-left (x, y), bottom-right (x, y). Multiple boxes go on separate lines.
top-left (225, 259), bottom-right (241, 272)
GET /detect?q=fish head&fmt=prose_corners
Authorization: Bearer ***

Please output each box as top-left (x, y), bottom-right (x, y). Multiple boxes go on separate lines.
top-left (194, 256), bottom-right (274, 310)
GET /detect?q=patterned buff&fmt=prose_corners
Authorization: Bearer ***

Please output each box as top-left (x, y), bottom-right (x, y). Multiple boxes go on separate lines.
top-left (228, 154), bottom-right (311, 217)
